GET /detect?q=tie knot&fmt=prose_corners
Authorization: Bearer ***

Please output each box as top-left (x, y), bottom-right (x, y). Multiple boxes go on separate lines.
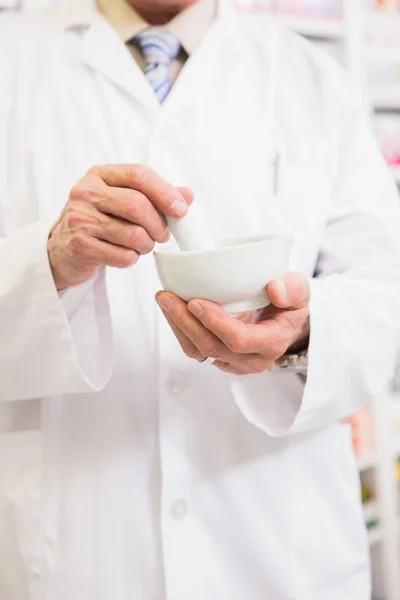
top-left (134, 28), bottom-right (182, 67)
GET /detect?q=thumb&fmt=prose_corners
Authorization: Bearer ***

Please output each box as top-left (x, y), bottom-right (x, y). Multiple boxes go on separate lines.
top-left (267, 272), bottom-right (310, 310)
top-left (177, 186), bottom-right (195, 208)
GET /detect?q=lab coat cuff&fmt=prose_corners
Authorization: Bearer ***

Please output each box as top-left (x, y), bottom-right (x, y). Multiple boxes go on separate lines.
top-left (57, 265), bottom-right (114, 393)
top-left (36, 222), bottom-right (114, 395)
top-left (0, 221), bottom-right (113, 400)
top-left (231, 277), bottom-right (350, 437)
top-left (59, 270), bottom-right (102, 317)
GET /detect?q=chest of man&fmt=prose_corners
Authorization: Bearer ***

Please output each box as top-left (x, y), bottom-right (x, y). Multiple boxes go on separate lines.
top-left (3, 22), bottom-right (334, 282)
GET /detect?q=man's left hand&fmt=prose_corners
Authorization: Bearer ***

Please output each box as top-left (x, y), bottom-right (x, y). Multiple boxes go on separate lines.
top-left (156, 273), bottom-right (310, 375)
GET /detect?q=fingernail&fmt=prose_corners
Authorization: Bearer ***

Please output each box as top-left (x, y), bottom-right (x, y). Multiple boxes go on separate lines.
top-left (158, 295), bottom-right (173, 312)
top-left (275, 279), bottom-right (287, 300)
top-left (171, 198), bottom-right (188, 218)
top-left (189, 302), bottom-right (203, 318)
top-left (161, 229), bottom-right (171, 243)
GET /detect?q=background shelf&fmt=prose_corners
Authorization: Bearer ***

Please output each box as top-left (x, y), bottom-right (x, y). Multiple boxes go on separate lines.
top-left (269, 15), bottom-right (345, 38)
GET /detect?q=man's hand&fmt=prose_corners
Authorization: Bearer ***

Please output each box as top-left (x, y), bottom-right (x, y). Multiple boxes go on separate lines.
top-left (156, 273), bottom-right (310, 375)
top-left (48, 164), bottom-right (193, 291)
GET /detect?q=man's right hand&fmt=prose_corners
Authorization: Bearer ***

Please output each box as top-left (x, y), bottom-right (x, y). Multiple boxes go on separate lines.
top-left (48, 164), bottom-right (193, 291)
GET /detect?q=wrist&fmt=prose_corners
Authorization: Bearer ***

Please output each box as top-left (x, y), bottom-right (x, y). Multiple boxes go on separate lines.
top-left (47, 244), bottom-right (69, 291)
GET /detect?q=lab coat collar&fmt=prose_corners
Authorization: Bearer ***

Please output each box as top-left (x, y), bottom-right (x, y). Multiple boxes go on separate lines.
top-left (58, 0), bottom-right (235, 39)
top-left (57, 0), bottom-right (98, 31)
top-left (97, 0), bottom-right (218, 57)
top-left (56, 0), bottom-right (237, 117)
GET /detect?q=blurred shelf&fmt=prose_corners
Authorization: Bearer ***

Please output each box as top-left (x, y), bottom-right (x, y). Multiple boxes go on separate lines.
top-left (373, 87), bottom-right (400, 111)
top-left (0, 1), bottom-right (20, 7)
top-left (368, 11), bottom-right (400, 35)
top-left (357, 453), bottom-right (377, 472)
top-left (269, 15), bottom-right (345, 39)
top-left (364, 499), bottom-right (380, 523)
top-left (368, 47), bottom-right (400, 61)
top-left (392, 436), bottom-right (400, 457)
top-left (368, 526), bottom-right (385, 546)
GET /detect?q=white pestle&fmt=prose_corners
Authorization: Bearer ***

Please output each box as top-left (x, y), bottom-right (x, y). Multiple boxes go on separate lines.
top-left (166, 205), bottom-right (215, 252)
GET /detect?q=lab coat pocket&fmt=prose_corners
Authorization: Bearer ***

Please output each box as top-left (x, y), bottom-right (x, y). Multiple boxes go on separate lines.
top-left (0, 431), bottom-right (44, 598)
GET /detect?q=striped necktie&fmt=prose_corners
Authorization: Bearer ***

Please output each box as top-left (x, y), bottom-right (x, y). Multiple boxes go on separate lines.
top-left (134, 28), bottom-right (182, 103)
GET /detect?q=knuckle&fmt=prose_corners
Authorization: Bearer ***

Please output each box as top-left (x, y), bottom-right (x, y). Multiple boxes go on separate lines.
top-left (128, 225), bottom-right (153, 252)
top-left (70, 182), bottom-right (100, 205)
top-left (229, 334), bottom-right (250, 354)
top-left (128, 224), bottom-right (143, 248)
top-left (173, 312), bottom-right (187, 330)
top-left (79, 187), bottom-right (101, 205)
top-left (143, 238), bottom-right (155, 253)
top-left (249, 359), bottom-right (268, 374)
top-left (271, 338), bottom-right (289, 360)
top-left (200, 340), bottom-right (220, 359)
top-left (64, 208), bottom-right (85, 230)
top-left (118, 250), bottom-right (139, 268)
top-left (158, 187), bottom-right (173, 205)
top-left (219, 363), bottom-right (241, 376)
top-left (122, 190), bottom-right (150, 223)
top-left (125, 190), bottom-right (142, 216)
top-left (185, 346), bottom-right (201, 360)
top-left (69, 183), bottom-right (85, 201)
top-left (87, 165), bottom-right (102, 176)
top-left (69, 232), bottom-right (91, 254)
top-left (129, 164), bottom-right (150, 187)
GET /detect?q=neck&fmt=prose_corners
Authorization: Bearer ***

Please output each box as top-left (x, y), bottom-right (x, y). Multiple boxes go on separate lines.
top-left (129, 3), bottom-right (184, 25)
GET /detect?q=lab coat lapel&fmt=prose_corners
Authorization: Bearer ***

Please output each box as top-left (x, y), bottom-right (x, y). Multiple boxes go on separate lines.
top-left (160, 0), bottom-right (239, 119)
top-left (76, 18), bottom-right (160, 117)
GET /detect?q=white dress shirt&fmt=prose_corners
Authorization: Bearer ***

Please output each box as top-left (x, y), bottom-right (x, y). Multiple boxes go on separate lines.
top-left (98, 0), bottom-right (216, 83)
top-left (0, 1), bottom-right (399, 599)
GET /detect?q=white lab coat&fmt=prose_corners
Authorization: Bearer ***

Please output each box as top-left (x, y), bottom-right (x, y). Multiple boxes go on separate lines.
top-left (0, 2), bottom-right (399, 599)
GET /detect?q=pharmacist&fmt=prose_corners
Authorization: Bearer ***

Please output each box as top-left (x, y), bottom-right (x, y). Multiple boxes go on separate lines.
top-left (0, 0), bottom-right (399, 599)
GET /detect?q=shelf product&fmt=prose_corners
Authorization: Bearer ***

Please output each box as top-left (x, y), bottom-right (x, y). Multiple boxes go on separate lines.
top-left (374, 113), bottom-right (400, 165)
top-left (348, 405), bottom-right (376, 460)
top-left (234, 0), bottom-right (342, 17)
top-left (372, 0), bottom-right (400, 11)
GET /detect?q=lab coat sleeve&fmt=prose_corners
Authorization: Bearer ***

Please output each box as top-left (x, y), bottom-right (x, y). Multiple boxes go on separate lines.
top-left (0, 31), bottom-right (113, 402)
top-left (0, 220), bottom-right (114, 401)
top-left (232, 90), bottom-right (400, 436)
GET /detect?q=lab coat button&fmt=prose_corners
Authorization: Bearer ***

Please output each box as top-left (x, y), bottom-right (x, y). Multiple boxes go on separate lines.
top-left (166, 373), bottom-right (189, 396)
top-left (170, 499), bottom-right (188, 521)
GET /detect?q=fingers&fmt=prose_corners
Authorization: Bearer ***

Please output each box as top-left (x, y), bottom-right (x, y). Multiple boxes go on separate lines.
top-left (93, 164), bottom-right (190, 219)
top-left (51, 164), bottom-right (194, 291)
top-left (156, 292), bottom-right (282, 374)
top-left (187, 299), bottom-right (287, 358)
top-left (69, 234), bottom-right (139, 269)
top-left (91, 214), bottom-right (156, 255)
top-left (214, 361), bottom-right (254, 376)
top-left (156, 292), bottom-right (243, 363)
top-left (214, 356), bottom-right (272, 376)
top-left (177, 186), bottom-right (195, 208)
top-left (159, 308), bottom-right (203, 361)
top-left (94, 187), bottom-right (169, 244)
top-left (267, 272), bottom-right (310, 310)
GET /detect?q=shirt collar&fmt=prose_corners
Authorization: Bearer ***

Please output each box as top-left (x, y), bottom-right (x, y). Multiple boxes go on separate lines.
top-left (97, 0), bottom-right (217, 56)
